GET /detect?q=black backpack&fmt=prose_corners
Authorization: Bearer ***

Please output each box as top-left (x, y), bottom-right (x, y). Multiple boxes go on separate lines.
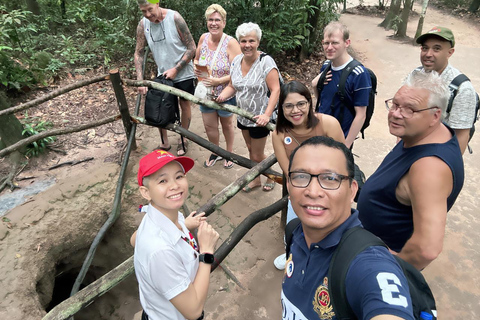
top-left (144, 75), bottom-right (179, 128)
top-left (285, 218), bottom-right (437, 320)
top-left (316, 59), bottom-right (377, 138)
top-left (447, 74), bottom-right (480, 153)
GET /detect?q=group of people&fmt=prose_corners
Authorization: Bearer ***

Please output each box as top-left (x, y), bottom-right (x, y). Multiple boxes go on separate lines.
top-left (132, 0), bottom-right (476, 319)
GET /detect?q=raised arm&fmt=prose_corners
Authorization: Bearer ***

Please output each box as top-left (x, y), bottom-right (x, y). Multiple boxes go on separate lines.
top-left (170, 222), bottom-right (219, 319)
top-left (254, 68), bottom-right (280, 126)
top-left (134, 19), bottom-right (148, 95)
top-left (396, 157), bottom-right (452, 270)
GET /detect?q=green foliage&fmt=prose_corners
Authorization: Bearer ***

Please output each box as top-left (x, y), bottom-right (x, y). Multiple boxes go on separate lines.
top-left (21, 114), bottom-right (56, 158)
top-left (437, 0), bottom-right (471, 9)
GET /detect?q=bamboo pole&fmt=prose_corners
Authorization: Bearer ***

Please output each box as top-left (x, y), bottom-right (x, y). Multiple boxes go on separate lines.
top-left (197, 153), bottom-right (279, 216)
top-left (0, 74), bottom-right (110, 117)
top-left (0, 114), bottom-right (120, 158)
top-left (124, 79), bottom-right (276, 132)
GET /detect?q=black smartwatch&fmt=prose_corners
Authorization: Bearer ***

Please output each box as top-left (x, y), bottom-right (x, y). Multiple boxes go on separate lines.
top-left (199, 253), bottom-right (215, 264)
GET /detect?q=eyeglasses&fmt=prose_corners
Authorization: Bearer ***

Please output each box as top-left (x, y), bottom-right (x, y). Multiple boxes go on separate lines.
top-left (288, 171), bottom-right (352, 190)
top-left (385, 98), bottom-right (438, 119)
top-left (150, 23), bottom-right (166, 43)
top-left (283, 101), bottom-right (309, 111)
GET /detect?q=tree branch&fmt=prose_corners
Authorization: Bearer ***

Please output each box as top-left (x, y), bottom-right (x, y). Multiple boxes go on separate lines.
top-left (0, 74), bottom-right (110, 117)
top-left (0, 115), bottom-right (120, 158)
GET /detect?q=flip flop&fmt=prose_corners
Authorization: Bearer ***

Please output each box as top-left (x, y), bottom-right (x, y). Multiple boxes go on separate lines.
top-left (177, 140), bottom-right (188, 156)
top-left (263, 182), bottom-right (276, 192)
top-left (242, 184), bottom-right (261, 193)
top-left (204, 154), bottom-right (222, 167)
top-left (224, 160), bottom-right (234, 169)
top-left (156, 145), bottom-right (171, 151)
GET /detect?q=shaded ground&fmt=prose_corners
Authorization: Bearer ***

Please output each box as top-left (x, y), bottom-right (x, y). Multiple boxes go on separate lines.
top-left (1, 2), bottom-right (480, 319)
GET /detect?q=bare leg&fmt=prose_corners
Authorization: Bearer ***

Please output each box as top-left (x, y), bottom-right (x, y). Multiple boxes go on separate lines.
top-left (249, 134), bottom-right (275, 191)
top-left (219, 115), bottom-right (235, 168)
top-left (241, 130), bottom-right (262, 189)
top-left (158, 128), bottom-right (170, 149)
top-left (202, 111), bottom-right (221, 166)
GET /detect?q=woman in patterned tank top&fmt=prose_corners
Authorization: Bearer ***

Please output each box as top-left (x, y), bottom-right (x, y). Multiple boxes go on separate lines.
top-left (194, 4), bottom-right (241, 169)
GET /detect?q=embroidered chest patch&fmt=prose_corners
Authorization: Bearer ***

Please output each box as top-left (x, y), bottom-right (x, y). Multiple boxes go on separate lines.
top-left (312, 277), bottom-right (335, 319)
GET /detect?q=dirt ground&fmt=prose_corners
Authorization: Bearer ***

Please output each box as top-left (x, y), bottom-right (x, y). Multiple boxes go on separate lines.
top-left (1, 2), bottom-right (480, 320)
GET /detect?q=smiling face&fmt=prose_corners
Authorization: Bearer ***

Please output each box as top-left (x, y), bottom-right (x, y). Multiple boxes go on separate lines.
top-left (282, 92), bottom-right (311, 127)
top-left (139, 3), bottom-right (161, 23)
top-left (139, 161), bottom-right (188, 216)
top-left (287, 144), bottom-right (357, 244)
top-left (207, 12), bottom-right (225, 36)
top-left (420, 37), bottom-right (454, 74)
top-left (239, 31), bottom-right (259, 58)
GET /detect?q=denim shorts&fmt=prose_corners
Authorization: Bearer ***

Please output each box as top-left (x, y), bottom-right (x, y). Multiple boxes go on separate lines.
top-left (199, 96), bottom-right (236, 118)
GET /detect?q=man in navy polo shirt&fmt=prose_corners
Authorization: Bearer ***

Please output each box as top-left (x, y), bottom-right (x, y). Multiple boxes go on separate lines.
top-left (281, 136), bottom-right (414, 320)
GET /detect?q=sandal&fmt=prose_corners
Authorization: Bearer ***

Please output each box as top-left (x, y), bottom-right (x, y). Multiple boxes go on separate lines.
top-left (156, 145), bottom-right (171, 151)
top-left (242, 184), bottom-right (261, 193)
top-left (263, 182), bottom-right (276, 192)
top-left (204, 154), bottom-right (222, 167)
top-left (177, 140), bottom-right (188, 156)
top-left (224, 160), bottom-right (234, 169)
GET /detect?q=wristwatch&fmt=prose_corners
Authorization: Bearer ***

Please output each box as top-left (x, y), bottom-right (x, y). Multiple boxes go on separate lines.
top-left (199, 253), bottom-right (215, 264)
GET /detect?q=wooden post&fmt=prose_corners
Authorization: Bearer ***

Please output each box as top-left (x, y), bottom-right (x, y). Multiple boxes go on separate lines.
top-left (109, 69), bottom-right (136, 149)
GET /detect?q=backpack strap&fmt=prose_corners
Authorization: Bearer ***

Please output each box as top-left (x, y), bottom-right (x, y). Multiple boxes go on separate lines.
top-left (285, 218), bottom-right (301, 257)
top-left (337, 59), bottom-right (362, 124)
top-left (315, 61), bottom-right (333, 110)
top-left (447, 74), bottom-right (470, 114)
top-left (327, 226), bottom-right (386, 320)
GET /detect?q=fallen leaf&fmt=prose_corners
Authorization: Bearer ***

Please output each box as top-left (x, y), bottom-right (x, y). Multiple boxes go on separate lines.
top-left (15, 253), bottom-right (21, 258)
top-left (2, 217), bottom-right (10, 222)
top-left (6, 222), bottom-right (13, 229)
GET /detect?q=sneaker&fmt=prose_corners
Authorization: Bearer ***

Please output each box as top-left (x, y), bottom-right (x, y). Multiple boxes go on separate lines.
top-left (274, 253), bottom-right (287, 270)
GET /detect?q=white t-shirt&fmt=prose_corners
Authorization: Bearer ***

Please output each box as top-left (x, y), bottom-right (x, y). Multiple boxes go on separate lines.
top-left (134, 205), bottom-right (199, 320)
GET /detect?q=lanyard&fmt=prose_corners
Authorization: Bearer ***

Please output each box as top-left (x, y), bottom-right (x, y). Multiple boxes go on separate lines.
top-left (181, 232), bottom-right (199, 253)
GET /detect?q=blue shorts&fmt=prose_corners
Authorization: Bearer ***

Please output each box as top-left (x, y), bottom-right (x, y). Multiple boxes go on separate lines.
top-left (199, 96), bottom-right (236, 118)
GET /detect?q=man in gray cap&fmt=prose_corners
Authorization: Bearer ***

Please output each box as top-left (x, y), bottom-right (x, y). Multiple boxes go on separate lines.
top-left (407, 26), bottom-right (477, 154)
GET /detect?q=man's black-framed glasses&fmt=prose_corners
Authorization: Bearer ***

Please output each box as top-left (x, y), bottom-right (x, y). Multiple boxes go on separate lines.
top-left (288, 172), bottom-right (352, 190)
top-left (385, 98), bottom-right (438, 119)
top-left (150, 23), bottom-right (166, 42)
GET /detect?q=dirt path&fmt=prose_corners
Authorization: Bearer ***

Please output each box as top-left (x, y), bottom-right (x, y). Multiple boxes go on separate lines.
top-left (340, 6), bottom-right (480, 319)
top-left (1, 4), bottom-right (479, 320)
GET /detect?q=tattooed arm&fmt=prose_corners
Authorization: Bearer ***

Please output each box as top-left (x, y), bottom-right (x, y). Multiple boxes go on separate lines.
top-left (134, 19), bottom-right (148, 94)
top-left (163, 11), bottom-right (196, 80)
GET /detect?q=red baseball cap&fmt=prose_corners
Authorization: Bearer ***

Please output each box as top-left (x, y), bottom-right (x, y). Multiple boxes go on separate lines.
top-left (137, 150), bottom-right (194, 186)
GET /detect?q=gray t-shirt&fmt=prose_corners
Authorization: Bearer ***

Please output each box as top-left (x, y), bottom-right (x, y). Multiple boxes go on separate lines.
top-left (143, 10), bottom-right (194, 83)
top-left (231, 53), bottom-right (279, 127)
top-left (407, 64), bottom-right (476, 129)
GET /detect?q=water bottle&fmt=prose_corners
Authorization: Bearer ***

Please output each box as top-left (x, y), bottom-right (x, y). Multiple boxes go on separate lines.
top-left (419, 311), bottom-right (433, 320)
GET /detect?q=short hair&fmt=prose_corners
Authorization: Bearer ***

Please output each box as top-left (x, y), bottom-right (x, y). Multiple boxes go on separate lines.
top-left (323, 21), bottom-right (349, 41)
top-left (404, 70), bottom-right (450, 119)
top-left (137, 0), bottom-right (150, 6)
top-left (275, 81), bottom-right (319, 133)
top-left (236, 22), bottom-right (262, 41)
top-left (205, 4), bottom-right (227, 21)
top-left (288, 136), bottom-right (355, 179)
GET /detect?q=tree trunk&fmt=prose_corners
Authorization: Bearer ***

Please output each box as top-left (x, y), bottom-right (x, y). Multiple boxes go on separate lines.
top-left (0, 92), bottom-right (25, 153)
top-left (379, 0), bottom-right (402, 30)
top-left (396, 0), bottom-right (413, 38)
top-left (26, 0), bottom-right (41, 15)
top-left (469, 0), bottom-right (480, 12)
top-left (413, 0), bottom-right (430, 44)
